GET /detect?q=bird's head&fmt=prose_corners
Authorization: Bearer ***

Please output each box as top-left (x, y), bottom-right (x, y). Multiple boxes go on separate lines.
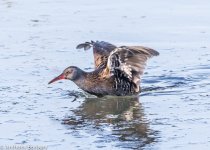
top-left (48, 66), bottom-right (81, 84)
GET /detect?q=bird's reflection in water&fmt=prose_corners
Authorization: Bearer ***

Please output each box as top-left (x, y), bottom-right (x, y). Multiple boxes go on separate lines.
top-left (63, 96), bottom-right (158, 149)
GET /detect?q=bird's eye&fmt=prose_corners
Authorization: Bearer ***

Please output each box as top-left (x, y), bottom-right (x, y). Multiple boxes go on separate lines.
top-left (66, 70), bottom-right (73, 75)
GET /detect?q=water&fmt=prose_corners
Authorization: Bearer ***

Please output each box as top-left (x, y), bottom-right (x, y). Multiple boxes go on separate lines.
top-left (0, 0), bottom-right (210, 149)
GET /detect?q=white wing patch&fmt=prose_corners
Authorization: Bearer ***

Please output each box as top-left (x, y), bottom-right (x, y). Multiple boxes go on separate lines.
top-left (119, 63), bottom-right (132, 79)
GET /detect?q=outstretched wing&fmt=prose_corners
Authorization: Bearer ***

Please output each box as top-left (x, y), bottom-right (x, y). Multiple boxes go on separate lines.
top-left (104, 46), bottom-right (159, 92)
top-left (76, 41), bottom-right (117, 68)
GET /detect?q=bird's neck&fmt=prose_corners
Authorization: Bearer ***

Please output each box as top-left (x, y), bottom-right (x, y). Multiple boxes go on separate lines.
top-left (73, 69), bottom-right (100, 94)
top-left (72, 68), bottom-right (86, 84)
top-left (72, 69), bottom-right (90, 89)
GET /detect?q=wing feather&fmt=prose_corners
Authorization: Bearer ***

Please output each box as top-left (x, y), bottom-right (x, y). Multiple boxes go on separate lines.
top-left (105, 46), bottom-right (159, 92)
top-left (76, 41), bottom-right (116, 68)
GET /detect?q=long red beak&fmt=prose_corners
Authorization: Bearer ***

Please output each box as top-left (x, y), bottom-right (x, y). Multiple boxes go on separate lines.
top-left (48, 73), bottom-right (65, 84)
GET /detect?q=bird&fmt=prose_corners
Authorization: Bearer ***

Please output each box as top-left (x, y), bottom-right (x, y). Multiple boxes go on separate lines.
top-left (48, 41), bottom-right (159, 97)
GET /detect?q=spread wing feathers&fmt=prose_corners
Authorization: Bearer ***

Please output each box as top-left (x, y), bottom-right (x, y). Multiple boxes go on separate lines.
top-left (76, 41), bottom-right (93, 50)
top-left (76, 41), bottom-right (117, 68)
top-left (106, 46), bottom-right (159, 91)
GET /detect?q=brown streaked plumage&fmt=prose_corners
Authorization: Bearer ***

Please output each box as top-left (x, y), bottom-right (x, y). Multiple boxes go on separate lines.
top-left (49, 41), bottom-right (159, 97)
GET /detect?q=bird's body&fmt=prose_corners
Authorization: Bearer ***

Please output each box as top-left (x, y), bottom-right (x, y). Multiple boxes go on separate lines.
top-left (49, 41), bottom-right (159, 97)
top-left (72, 68), bottom-right (138, 97)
